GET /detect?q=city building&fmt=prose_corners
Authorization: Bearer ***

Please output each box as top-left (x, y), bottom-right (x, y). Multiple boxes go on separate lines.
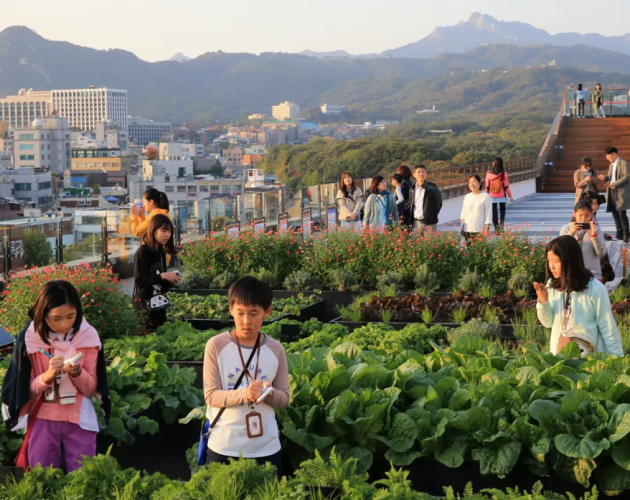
top-left (272, 101), bottom-right (300, 121)
top-left (417, 105), bottom-right (440, 114)
top-left (242, 154), bottom-right (263, 167)
top-left (51, 87), bottom-right (128, 131)
top-left (222, 148), bottom-right (244, 167)
top-left (248, 114), bottom-right (267, 120)
top-left (0, 89), bottom-right (52, 128)
top-left (127, 115), bottom-right (171, 146)
top-left (172, 124), bottom-right (196, 143)
top-left (71, 148), bottom-right (123, 171)
top-left (180, 143), bottom-right (205, 158)
top-left (12, 117), bottom-right (71, 173)
top-left (95, 120), bottom-right (129, 151)
top-left (244, 145), bottom-right (266, 156)
top-left (320, 104), bottom-right (345, 115)
top-left (129, 154), bottom-right (244, 221)
top-left (57, 187), bottom-right (118, 213)
top-left (0, 167), bottom-right (53, 207)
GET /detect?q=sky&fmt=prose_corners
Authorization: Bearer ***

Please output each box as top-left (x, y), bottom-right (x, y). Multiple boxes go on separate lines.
top-left (3, 0), bottom-right (630, 62)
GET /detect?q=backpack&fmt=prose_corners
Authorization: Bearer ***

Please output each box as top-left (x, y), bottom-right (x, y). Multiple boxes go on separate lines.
top-left (489, 173), bottom-right (505, 195)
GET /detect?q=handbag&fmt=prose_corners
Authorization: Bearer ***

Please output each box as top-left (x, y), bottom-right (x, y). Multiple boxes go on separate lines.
top-left (15, 396), bottom-right (44, 471)
top-left (600, 254), bottom-right (615, 283)
top-left (197, 333), bottom-right (261, 466)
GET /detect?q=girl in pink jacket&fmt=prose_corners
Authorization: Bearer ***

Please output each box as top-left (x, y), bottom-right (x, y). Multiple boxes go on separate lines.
top-left (485, 157), bottom-right (514, 232)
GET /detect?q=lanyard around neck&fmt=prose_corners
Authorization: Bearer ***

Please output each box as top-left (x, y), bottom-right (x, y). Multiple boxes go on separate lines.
top-left (235, 333), bottom-right (262, 383)
top-left (562, 291), bottom-right (572, 333)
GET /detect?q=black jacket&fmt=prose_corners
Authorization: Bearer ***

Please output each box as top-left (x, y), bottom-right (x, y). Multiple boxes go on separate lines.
top-left (1, 322), bottom-right (110, 430)
top-left (398, 178), bottom-right (413, 225)
top-left (134, 245), bottom-right (172, 308)
top-left (407, 181), bottom-right (443, 226)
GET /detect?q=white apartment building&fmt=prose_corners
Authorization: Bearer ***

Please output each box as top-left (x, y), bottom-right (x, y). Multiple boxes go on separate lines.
top-left (320, 104), bottom-right (345, 114)
top-left (128, 156), bottom-right (244, 222)
top-left (0, 89), bottom-right (52, 128)
top-left (0, 167), bottom-right (53, 207)
top-left (51, 88), bottom-right (128, 131)
top-left (128, 116), bottom-right (171, 146)
top-left (13, 117), bottom-right (71, 174)
top-left (272, 101), bottom-right (300, 121)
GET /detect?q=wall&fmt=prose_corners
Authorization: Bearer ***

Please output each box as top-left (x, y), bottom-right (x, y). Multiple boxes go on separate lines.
top-left (439, 178), bottom-right (537, 225)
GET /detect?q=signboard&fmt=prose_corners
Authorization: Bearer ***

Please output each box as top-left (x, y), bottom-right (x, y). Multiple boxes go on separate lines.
top-left (326, 204), bottom-right (337, 233)
top-left (225, 221), bottom-right (240, 240)
top-left (278, 212), bottom-right (289, 233)
top-left (301, 208), bottom-right (312, 238)
top-left (253, 217), bottom-right (265, 235)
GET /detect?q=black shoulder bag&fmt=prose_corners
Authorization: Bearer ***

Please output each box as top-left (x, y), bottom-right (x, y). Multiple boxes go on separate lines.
top-left (197, 333), bottom-right (261, 466)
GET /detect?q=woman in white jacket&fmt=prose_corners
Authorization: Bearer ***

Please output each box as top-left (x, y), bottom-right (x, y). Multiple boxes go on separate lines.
top-left (336, 171), bottom-right (363, 231)
top-left (460, 174), bottom-right (492, 242)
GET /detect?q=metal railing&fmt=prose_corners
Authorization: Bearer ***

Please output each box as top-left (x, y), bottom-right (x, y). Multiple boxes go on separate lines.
top-left (562, 85), bottom-right (630, 117)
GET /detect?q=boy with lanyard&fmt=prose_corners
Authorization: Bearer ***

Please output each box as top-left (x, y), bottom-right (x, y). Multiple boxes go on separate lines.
top-left (202, 277), bottom-right (289, 474)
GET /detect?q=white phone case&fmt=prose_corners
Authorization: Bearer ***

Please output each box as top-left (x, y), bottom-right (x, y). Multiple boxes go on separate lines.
top-left (256, 387), bottom-right (274, 403)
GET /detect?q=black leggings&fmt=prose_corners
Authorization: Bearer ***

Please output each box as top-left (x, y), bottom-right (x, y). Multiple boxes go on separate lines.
top-left (205, 449), bottom-right (283, 478)
top-left (492, 203), bottom-right (506, 230)
top-left (577, 100), bottom-right (585, 116)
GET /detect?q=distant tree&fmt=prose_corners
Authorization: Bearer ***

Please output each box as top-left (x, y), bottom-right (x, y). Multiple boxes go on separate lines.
top-left (92, 184), bottom-right (101, 195)
top-left (24, 230), bottom-right (53, 267)
top-left (209, 162), bottom-right (224, 177)
top-left (65, 235), bottom-right (102, 262)
top-left (146, 146), bottom-right (158, 160)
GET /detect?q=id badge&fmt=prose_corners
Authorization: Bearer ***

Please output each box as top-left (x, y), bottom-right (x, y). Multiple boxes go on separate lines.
top-left (43, 380), bottom-right (57, 403)
top-left (246, 411), bottom-right (263, 439)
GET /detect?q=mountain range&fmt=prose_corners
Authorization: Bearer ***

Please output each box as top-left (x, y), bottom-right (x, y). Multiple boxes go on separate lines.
top-left (303, 12), bottom-right (630, 59)
top-left (3, 24), bottom-right (630, 123)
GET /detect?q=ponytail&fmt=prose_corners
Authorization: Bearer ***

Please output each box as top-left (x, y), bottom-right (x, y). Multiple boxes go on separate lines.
top-left (158, 192), bottom-right (169, 211)
top-left (144, 187), bottom-right (169, 211)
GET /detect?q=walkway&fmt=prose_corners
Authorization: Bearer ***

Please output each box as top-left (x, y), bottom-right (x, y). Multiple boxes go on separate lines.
top-left (439, 193), bottom-right (618, 238)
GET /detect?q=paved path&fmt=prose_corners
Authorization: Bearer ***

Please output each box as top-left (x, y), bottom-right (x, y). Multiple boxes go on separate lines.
top-left (439, 193), bottom-right (618, 238)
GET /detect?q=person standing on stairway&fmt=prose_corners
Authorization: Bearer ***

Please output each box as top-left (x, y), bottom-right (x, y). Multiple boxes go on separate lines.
top-left (599, 147), bottom-right (630, 243)
top-left (574, 157), bottom-right (598, 205)
top-left (592, 84), bottom-right (606, 118)
top-left (575, 84), bottom-right (586, 118)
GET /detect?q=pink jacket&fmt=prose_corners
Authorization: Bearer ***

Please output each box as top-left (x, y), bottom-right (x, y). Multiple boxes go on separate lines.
top-left (485, 171), bottom-right (513, 199)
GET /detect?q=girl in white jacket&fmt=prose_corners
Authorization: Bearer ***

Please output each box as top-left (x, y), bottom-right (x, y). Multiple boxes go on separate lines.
top-left (460, 174), bottom-right (492, 242)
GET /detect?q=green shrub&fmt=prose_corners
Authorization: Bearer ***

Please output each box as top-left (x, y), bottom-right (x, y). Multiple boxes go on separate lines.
top-left (414, 263), bottom-right (440, 295)
top-left (284, 270), bottom-right (320, 291)
top-left (327, 269), bottom-right (359, 292)
top-left (457, 268), bottom-right (483, 293)
top-left (447, 318), bottom-right (500, 345)
top-left (210, 271), bottom-right (238, 289)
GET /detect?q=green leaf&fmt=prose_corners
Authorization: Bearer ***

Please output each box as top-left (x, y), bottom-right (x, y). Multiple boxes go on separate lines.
top-left (613, 437), bottom-right (630, 471)
top-left (350, 364), bottom-right (392, 390)
top-left (343, 447), bottom-right (373, 472)
top-left (448, 389), bottom-right (471, 411)
top-left (384, 449), bottom-right (424, 466)
top-left (609, 404), bottom-right (630, 443)
top-left (137, 416), bottom-right (159, 435)
top-left (596, 462), bottom-right (630, 496)
top-left (105, 417), bottom-right (125, 439)
top-left (435, 445), bottom-right (465, 468)
top-left (375, 413), bottom-right (417, 453)
top-left (515, 366), bottom-right (541, 386)
top-left (450, 406), bottom-right (492, 433)
top-left (472, 440), bottom-right (521, 478)
top-left (555, 434), bottom-right (610, 459)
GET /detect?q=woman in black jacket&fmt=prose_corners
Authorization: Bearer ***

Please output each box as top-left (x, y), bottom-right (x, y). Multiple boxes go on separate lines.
top-left (397, 164), bottom-right (414, 228)
top-left (134, 214), bottom-right (181, 329)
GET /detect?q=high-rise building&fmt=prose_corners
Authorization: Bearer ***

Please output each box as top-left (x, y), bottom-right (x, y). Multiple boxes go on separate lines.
top-left (51, 88), bottom-right (128, 131)
top-left (272, 102), bottom-right (300, 121)
top-left (320, 104), bottom-right (345, 115)
top-left (128, 115), bottom-right (171, 146)
top-left (0, 89), bottom-right (52, 128)
top-left (13, 117), bottom-right (71, 174)
top-left (0, 167), bottom-right (54, 207)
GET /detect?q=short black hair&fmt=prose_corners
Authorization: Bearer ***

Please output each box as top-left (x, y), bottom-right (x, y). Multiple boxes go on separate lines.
top-left (545, 236), bottom-right (593, 292)
top-left (28, 280), bottom-right (84, 345)
top-left (581, 157), bottom-right (592, 167)
top-left (392, 174), bottom-right (403, 183)
top-left (413, 164), bottom-right (427, 173)
top-left (574, 200), bottom-right (593, 212)
top-left (468, 174), bottom-right (481, 191)
top-left (228, 276), bottom-right (273, 310)
top-left (605, 147), bottom-right (618, 155)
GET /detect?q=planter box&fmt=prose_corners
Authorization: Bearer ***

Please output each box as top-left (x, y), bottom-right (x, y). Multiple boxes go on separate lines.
top-left (97, 406), bottom-right (199, 480)
top-left (0, 466), bottom-right (23, 485)
top-left (184, 300), bottom-right (326, 331)
top-left (369, 455), bottom-right (612, 499)
top-left (172, 289), bottom-right (358, 321)
top-left (331, 318), bottom-right (516, 338)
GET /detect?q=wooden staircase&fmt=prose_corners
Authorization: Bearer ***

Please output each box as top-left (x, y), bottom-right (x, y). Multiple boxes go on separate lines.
top-left (542, 117), bottom-right (630, 193)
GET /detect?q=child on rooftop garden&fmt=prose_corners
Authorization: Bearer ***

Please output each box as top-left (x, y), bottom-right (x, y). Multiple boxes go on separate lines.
top-left (201, 276), bottom-right (289, 476)
top-left (133, 214), bottom-right (182, 329)
top-left (460, 174), bottom-right (492, 242)
top-left (534, 235), bottom-right (622, 357)
top-left (1, 280), bottom-right (110, 472)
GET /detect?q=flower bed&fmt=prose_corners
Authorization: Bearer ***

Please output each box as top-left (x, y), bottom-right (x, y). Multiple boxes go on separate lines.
top-left (179, 229), bottom-right (548, 293)
top-left (0, 264), bottom-right (141, 340)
